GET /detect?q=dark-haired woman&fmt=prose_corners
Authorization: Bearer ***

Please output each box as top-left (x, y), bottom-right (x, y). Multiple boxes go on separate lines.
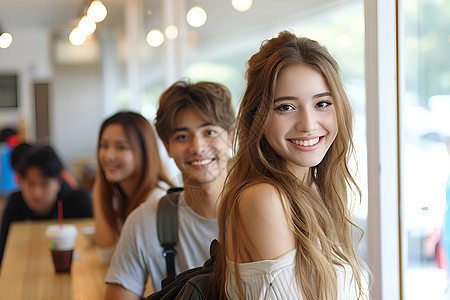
top-left (93, 111), bottom-right (172, 263)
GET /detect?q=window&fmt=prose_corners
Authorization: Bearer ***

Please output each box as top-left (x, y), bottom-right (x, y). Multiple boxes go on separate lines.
top-left (401, 0), bottom-right (450, 298)
top-left (0, 75), bottom-right (18, 108)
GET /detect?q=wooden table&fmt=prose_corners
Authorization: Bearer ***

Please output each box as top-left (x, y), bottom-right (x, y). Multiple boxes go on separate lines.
top-left (0, 219), bottom-right (109, 300)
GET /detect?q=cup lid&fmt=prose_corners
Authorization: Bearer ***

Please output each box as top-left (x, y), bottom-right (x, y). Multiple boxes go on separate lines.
top-left (46, 224), bottom-right (78, 238)
top-left (81, 226), bottom-right (95, 235)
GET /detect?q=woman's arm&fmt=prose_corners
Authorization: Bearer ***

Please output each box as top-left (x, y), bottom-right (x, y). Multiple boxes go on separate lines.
top-left (234, 183), bottom-right (295, 262)
top-left (104, 284), bottom-right (140, 300)
top-left (92, 176), bottom-right (117, 249)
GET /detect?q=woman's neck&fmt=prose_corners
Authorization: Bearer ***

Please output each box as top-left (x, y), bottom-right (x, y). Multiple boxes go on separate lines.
top-left (119, 177), bottom-right (139, 199)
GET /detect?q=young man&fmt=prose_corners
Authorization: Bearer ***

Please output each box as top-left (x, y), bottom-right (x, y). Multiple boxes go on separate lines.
top-left (0, 145), bottom-right (92, 266)
top-left (104, 80), bottom-right (235, 299)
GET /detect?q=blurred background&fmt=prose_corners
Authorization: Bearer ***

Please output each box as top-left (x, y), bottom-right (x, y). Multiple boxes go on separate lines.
top-left (0, 0), bottom-right (448, 298)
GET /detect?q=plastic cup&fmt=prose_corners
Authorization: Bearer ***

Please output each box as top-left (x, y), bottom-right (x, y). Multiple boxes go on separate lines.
top-left (81, 226), bottom-right (95, 246)
top-left (45, 224), bottom-right (78, 272)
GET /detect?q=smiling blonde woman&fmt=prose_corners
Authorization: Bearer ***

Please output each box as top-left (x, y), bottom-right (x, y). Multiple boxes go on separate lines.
top-left (212, 31), bottom-right (369, 299)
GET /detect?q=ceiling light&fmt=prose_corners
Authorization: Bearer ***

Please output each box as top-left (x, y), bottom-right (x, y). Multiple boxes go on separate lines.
top-left (69, 28), bottom-right (86, 46)
top-left (87, 0), bottom-right (107, 23)
top-left (165, 25), bottom-right (179, 40)
top-left (146, 30), bottom-right (164, 47)
top-left (0, 33), bottom-right (13, 49)
top-left (231, 0), bottom-right (253, 12)
top-left (78, 16), bottom-right (96, 35)
top-left (186, 6), bottom-right (207, 28)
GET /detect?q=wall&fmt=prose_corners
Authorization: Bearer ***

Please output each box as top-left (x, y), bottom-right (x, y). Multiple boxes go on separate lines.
top-left (0, 28), bottom-right (105, 177)
top-left (0, 28), bottom-right (52, 139)
top-left (50, 64), bottom-right (103, 174)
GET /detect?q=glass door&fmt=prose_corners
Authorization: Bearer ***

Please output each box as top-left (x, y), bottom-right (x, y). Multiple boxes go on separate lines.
top-left (400, 0), bottom-right (450, 298)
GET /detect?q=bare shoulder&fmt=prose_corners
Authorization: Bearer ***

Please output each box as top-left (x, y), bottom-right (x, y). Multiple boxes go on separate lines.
top-left (236, 182), bottom-right (295, 261)
top-left (239, 183), bottom-right (285, 216)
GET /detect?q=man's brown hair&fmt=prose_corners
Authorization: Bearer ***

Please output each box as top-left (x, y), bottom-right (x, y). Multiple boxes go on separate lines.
top-left (155, 80), bottom-right (235, 144)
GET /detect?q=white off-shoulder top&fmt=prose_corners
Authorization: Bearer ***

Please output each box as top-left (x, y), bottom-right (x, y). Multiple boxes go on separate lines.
top-left (226, 249), bottom-right (358, 300)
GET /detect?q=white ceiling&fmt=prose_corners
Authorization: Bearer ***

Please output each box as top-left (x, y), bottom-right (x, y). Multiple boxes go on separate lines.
top-left (0, 0), bottom-right (124, 33)
top-left (0, 0), bottom-right (82, 30)
top-left (0, 0), bottom-right (352, 38)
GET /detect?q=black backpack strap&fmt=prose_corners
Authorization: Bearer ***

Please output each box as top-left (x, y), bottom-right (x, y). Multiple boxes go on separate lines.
top-left (144, 240), bottom-right (220, 300)
top-left (157, 187), bottom-right (183, 288)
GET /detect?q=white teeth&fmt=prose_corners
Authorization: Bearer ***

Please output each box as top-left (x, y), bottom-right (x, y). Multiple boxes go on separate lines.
top-left (291, 137), bottom-right (320, 146)
top-left (191, 159), bottom-right (212, 166)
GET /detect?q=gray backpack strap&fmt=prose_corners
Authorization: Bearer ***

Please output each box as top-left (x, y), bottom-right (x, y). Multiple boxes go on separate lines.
top-left (157, 187), bottom-right (183, 288)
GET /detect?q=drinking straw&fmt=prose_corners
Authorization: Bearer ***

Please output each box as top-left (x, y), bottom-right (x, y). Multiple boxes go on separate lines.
top-left (58, 199), bottom-right (63, 227)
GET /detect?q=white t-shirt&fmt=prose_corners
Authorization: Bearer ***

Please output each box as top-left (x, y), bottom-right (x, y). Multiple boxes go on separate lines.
top-left (96, 186), bottom-right (167, 264)
top-left (105, 191), bottom-right (219, 296)
top-left (226, 249), bottom-right (359, 299)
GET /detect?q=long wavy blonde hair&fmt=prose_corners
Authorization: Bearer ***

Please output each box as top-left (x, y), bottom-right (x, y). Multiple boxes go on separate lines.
top-left (213, 31), bottom-right (368, 299)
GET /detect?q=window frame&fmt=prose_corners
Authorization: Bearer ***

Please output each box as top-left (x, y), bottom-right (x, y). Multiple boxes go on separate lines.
top-left (364, 0), bottom-right (402, 298)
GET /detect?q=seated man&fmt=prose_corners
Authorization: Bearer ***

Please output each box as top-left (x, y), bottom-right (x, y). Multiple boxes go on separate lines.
top-left (0, 145), bottom-right (92, 266)
top-left (10, 142), bottom-right (33, 185)
top-left (104, 80), bottom-right (235, 299)
top-left (11, 142), bottom-right (79, 189)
